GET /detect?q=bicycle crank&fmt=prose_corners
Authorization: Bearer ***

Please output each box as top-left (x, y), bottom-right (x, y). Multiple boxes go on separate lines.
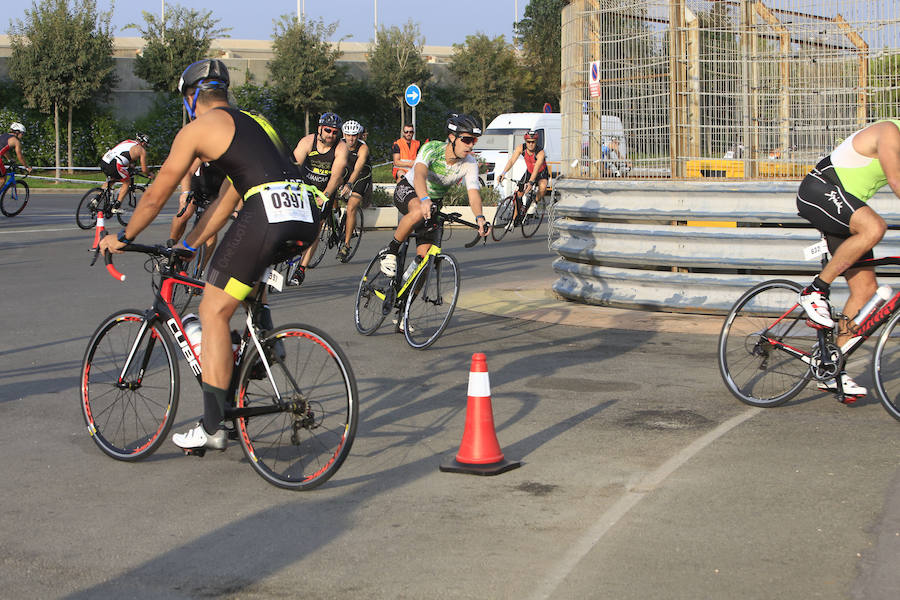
top-left (809, 341), bottom-right (843, 381)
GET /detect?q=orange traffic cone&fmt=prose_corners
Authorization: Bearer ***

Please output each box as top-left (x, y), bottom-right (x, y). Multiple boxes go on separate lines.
top-left (91, 213), bottom-right (107, 251)
top-left (440, 353), bottom-right (521, 476)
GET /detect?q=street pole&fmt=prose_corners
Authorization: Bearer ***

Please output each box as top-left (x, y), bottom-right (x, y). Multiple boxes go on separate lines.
top-left (374, 0), bottom-right (378, 41)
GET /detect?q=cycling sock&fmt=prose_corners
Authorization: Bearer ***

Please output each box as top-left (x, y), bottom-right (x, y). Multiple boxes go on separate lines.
top-left (808, 276), bottom-right (831, 296)
top-left (387, 237), bottom-right (402, 254)
top-left (201, 383), bottom-right (228, 435)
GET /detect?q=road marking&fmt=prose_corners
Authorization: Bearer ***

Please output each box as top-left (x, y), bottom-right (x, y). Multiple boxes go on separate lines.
top-left (531, 407), bottom-right (761, 600)
top-left (0, 226), bottom-right (81, 235)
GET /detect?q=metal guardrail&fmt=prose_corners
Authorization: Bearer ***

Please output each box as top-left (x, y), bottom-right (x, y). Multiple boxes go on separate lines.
top-left (549, 179), bottom-right (900, 314)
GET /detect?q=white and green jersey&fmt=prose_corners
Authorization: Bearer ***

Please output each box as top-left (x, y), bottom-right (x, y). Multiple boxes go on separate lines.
top-left (404, 140), bottom-right (480, 199)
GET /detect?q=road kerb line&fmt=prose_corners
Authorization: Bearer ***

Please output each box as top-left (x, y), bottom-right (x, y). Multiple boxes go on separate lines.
top-left (531, 406), bottom-right (762, 600)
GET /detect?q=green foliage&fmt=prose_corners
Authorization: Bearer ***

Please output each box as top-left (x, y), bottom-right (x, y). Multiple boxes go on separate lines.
top-left (515, 0), bottom-right (565, 110)
top-left (870, 53), bottom-right (900, 120)
top-left (131, 95), bottom-right (184, 164)
top-left (128, 5), bottom-right (230, 93)
top-left (269, 14), bottom-right (345, 134)
top-left (367, 21), bottom-right (432, 125)
top-left (370, 185), bottom-right (392, 207)
top-left (449, 34), bottom-right (519, 130)
top-left (231, 81), bottom-right (303, 148)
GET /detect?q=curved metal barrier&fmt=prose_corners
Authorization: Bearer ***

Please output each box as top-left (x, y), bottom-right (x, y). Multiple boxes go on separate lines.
top-left (549, 180), bottom-right (900, 314)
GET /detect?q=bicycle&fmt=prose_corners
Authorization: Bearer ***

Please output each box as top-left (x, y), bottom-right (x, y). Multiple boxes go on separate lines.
top-left (308, 194), bottom-right (365, 267)
top-left (169, 191), bottom-right (214, 312)
top-left (76, 168), bottom-right (148, 230)
top-left (354, 208), bottom-right (487, 349)
top-left (0, 165), bottom-right (30, 217)
top-left (717, 249), bottom-right (900, 420)
top-left (492, 180), bottom-right (548, 241)
top-left (81, 241), bottom-right (359, 490)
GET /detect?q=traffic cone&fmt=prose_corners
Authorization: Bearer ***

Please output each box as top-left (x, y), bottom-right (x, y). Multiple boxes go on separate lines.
top-left (440, 353), bottom-right (521, 476)
top-left (91, 213), bottom-right (106, 250)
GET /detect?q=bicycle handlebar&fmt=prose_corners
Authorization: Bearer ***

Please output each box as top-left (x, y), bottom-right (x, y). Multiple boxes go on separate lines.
top-left (92, 235), bottom-right (192, 282)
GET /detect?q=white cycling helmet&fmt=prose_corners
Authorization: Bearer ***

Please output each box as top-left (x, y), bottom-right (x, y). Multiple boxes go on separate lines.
top-left (342, 120), bottom-right (363, 136)
top-left (10, 122), bottom-right (25, 134)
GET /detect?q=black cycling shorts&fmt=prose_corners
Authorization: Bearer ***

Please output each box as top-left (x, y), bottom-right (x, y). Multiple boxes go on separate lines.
top-left (518, 167), bottom-right (549, 185)
top-left (205, 193), bottom-right (321, 299)
top-left (99, 160), bottom-right (126, 182)
top-left (393, 179), bottom-right (441, 246)
top-left (349, 172), bottom-right (373, 206)
top-left (796, 157), bottom-right (873, 261)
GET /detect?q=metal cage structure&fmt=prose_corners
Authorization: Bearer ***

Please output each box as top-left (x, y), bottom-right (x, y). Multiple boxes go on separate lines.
top-left (561, 0), bottom-right (900, 180)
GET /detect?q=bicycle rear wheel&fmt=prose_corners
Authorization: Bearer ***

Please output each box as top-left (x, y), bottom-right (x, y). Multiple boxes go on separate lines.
top-left (403, 252), bottom-right (460, 349)
top-left (236, 324), bottom-right (358, 491)
top-left (308, 218), bottom-right (332, 268)
top-left (718, 280), bottom-right (812, 407)
top-left (80, 310), bottom-right (180, 460)
top-left (521, 194), bottom-right (547, 238)
top-left (76, 187), bottom-right (104, 229)
top-left (355, 251), bottom-right (392, 334)
top-left (871, 311), bottom-right (900, 421)
top-left (0, 180), bottom-right (29, 217)
top-left (492, 197), bottom-right (514, 241)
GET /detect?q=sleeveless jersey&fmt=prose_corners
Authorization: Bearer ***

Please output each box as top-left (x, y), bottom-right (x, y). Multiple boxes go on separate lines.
top-left (522, 142), bottom-right (542, 173)
top-left (404, 140), bottom-right (480, 199)
top-left (210, 107), bottom-right (302, 197)
top-left (301, 138), bottom-right (337, 191)
top-left (102, 140), bottom-right (139, 166)
top-left (831, 120), bottom-right (900, 202)
top-left (0, 133), bottom-right (13, 161)
top-left (344, 140), bottom-right (372, 180)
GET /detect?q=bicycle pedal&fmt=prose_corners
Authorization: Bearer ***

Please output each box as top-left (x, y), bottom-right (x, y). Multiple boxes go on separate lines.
top-left (839, 394), bottom-right (864, 405)
top-left (183, 448), bottom-right (207, 457)
top-left (805, 318), bottom-right (831, 330)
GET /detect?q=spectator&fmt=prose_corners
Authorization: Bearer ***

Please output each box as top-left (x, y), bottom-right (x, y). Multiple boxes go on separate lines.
top-left (392, 125), bottom-right (420, 182)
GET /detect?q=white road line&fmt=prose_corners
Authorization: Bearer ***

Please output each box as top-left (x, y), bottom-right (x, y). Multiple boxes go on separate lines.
top-left (0, 226), bottom-right (81, 235)
top-left (531, 407), bottom-right (762, 600)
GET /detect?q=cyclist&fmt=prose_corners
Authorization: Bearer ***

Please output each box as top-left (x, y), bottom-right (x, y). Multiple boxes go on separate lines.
top-left (392, 124), bottom-right (420, 182)
top-left (99, 59), bottom-right (321, 451)
top-left (380, 113), bottom-right (489, 278)
top-left (0, 122), bottom-right (33, 180)
top-left (796, 119), bottom-right (900, 397)
top-left (496, 129), bottom-right (549, 225)
top-left (99, 133), bottom-right (152, 210)
top-left (336, 119), bottom-right (372, 262)
top-left (166, 157), bottom-right (227, 270)
top-left (289, 112), bottom-right (350, 284)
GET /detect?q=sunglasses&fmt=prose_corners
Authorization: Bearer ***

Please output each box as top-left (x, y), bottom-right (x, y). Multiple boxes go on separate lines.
top-left (525, 139), bottom-right (537, 143)
top-left (404, 130), bottom-right (414, 134)
top-left (321, 126), bottom-right (339, 134)
top-left (457, 135), bottom-right (478, 145)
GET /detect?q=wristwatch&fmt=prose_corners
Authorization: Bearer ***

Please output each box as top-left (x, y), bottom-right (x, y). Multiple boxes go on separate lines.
top-left (117, 230), bottom-right (134, 244)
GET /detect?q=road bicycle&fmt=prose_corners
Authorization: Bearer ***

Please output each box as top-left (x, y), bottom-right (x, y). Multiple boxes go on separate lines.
top-left (354, 208), bottom-right (486, 349)
top-left (0, 165), bottom-right (30, 217)
top-left (491, 181), bottom-right (548, 241)
top-left (169, 191), bottom-right (214, 313)
top-left (308, 196), bottom-right (364, 267)
top-left (81, 241), bottom-right (359, 490)
top-left (76, 169), bottom-right (148, 229)
top-left (718, 249), bottom-right (900, 420)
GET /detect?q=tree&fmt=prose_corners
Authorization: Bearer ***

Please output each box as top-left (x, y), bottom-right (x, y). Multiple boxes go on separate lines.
top-left (9, 0), bottom-right (116, 177)
top-left (515, 0), bottom-right (565, 110)
top-left (268, 14), bottom-right (345, 136)
top-left (449, 34), bottom-right (518, 131)
top-left (367, 20), bottom-right (432, 133)
top-left (128, 5), bottom-right (229, 94)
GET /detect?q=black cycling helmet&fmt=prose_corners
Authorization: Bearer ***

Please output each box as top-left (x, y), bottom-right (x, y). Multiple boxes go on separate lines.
top-left (446, 113), bottom-right (482, 136)
top-left (136, 133), bottom-right (149, 145)
top-left (318, 112), bottom-right (343, 129)
top-left (178, 59), bottom-right (230, 94)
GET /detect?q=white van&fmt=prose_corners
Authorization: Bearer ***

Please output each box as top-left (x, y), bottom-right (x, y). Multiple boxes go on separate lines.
top-left (475, 113), bottom-right (627, 196)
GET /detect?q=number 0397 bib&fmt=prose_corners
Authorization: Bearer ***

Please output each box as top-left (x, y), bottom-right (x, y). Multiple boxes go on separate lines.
top-left (246, 181), bottom-right (314, 224)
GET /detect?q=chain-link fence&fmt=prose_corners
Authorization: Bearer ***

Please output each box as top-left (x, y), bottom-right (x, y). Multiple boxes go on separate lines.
top-left (561, 0), bottom-right (900, 180)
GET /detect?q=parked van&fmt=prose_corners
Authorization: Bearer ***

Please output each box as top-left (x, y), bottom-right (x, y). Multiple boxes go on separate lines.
top-left (475, 113), bottom-right (627, 196)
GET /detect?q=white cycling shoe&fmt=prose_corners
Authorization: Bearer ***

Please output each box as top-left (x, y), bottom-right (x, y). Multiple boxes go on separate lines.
top-left (798, 289), bottom-right (835, 329)
top-left (172, 422), bottom-right (227, 451)
top-left (817, 373), bottom-right (867, 397)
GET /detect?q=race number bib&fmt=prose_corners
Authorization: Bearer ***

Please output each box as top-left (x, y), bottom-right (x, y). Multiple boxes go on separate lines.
top-left (259, 183), bottom-right (314, 224)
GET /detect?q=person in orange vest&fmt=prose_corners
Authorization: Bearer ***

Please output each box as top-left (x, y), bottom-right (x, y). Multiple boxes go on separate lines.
top-left (392, 125), bottom-right (420, 182)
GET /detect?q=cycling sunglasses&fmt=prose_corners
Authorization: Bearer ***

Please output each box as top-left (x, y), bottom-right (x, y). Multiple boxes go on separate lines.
top-left (457, 135), bottom-right (478, 145)
top-left (321, 126), bottom-right (339, 134)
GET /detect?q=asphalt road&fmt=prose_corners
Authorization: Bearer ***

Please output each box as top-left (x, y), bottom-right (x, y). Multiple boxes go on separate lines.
top-left (1, 191), bottom-right (899, 599)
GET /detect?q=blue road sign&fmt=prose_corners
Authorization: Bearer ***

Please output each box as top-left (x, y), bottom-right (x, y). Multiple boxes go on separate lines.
top-left (405, 84), bottom-right (422, 107)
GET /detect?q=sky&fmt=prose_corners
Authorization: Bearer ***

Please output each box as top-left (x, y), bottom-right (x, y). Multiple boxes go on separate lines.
top-left (100, 0), bottom-right (529, 46)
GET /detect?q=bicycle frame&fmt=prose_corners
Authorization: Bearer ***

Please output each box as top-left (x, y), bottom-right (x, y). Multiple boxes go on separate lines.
top-left (1, 169), bottom-right (17, 195)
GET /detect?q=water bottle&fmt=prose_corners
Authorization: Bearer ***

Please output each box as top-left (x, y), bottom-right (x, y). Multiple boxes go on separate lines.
top-left (183, 313), bottom-right (202, 356)
top-left (402, 256), bottom-right (421, 282)
top-left (853, 286), bottom-right (893, 327)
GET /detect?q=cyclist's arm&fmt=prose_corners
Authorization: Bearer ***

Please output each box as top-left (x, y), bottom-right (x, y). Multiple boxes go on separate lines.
top-left (467, 187), bottom-right (488, 236)
top-left (324, 142), bottom-right (349, 199)
top-left (11, 138), bottom-right (31, 172)
top-left (292, 135), bottom-right (311, 166)
top-left (135, 146), bottom-right (150, 177)
top-left (498, 146), bottom-right (522, 181)
top-left (411, 161), bottom-right (432, 221)
top-left (184, 179), bottom-right (240, 249)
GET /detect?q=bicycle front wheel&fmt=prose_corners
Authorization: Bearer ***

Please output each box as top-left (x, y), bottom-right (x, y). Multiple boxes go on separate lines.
top-left (521, 194), bottom-right (547, 238)
top-left (344, 207), bottom-right (364, 262)
top-left (308, 218), bottom-right (332, 268)
top-left (76, 187), bottom-right (104, 229)
top-left (403, 252), bottom-right (460, 349)
top-left (492, 197), bottom-right (514, 241)
top-left (718, 280), bottom-right (812, 407)
top-left (81, 310), bottom-right (180, 460)
top-left (871, 311), bottom-right (900, 421)
top-left (236, 324), bottom-right (358, 491)
top-left (355, 251), bottom-right (391, 334)
top-left (0, 180), bottom-right (29, 217)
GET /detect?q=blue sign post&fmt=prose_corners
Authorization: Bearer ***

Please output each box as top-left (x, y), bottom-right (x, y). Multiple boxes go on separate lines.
top-left (405, 84), bottom-right (422, 135)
